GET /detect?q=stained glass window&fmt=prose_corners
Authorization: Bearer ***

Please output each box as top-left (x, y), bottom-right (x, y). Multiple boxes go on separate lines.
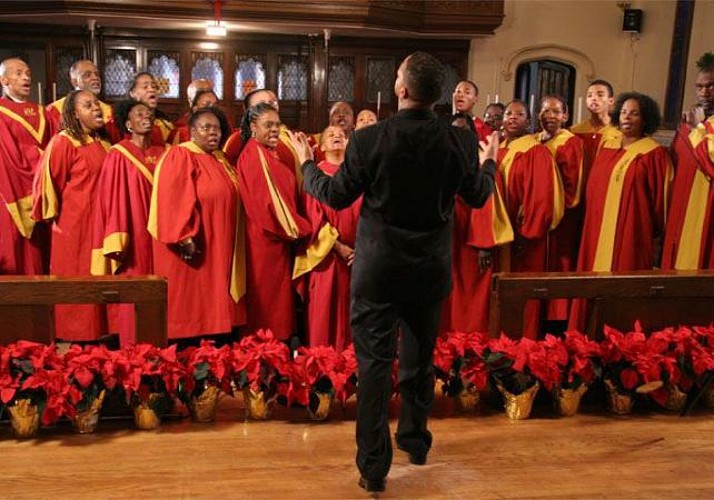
top-left (277, 56), bottom-right (308, 101)
top-left (439, 63), bottom-right (460, 105)
top-left (55, 47), bottom-right (84, 97)
top-left (328, 57), bottom-right (355, 103)
top-left (147, 52), bottom-right (180, 98)
top-left (191, 52), bottom-right (224, 99)
top-left (104, 49), bottom-right (137, 98)
top-left (235, 55), bottom-right (266, 100)
top-left (366, 58), bottom-right (395, 104)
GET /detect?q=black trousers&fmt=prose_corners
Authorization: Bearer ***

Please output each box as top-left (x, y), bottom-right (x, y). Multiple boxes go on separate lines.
top-left (351, 294), bottom-right (442, 481)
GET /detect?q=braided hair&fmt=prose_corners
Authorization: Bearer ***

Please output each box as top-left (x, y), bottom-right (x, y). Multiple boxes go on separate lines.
top-left (236, 101), bottom-right (278, 157)
top-left (60, 89), bottom-right (104, 144)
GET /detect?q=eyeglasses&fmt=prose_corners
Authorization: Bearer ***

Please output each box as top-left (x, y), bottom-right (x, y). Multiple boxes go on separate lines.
top-left (194, 124), bottom-right (221, 132)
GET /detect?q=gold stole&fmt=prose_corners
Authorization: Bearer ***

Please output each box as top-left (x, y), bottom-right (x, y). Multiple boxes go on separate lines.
top-left (0, 102), bottom-right (46, 144)
top-left (257, 146), bottom-right (301, 239)
top-left (279, 125), bottom-right (303, 188)
top-left (673, 118), bottom-right (714, 269)
top-left (543, 129), bottom-right (583, 208)
top-left (592, 137), bottom-right (661, 271)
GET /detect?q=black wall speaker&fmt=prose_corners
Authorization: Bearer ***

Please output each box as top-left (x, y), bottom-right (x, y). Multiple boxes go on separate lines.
top-left (623, 8), bottom-right (643, 33)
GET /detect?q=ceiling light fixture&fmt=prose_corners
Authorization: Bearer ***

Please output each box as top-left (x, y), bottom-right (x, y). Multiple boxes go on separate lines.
top-left (206, 0), bottom-right (227, 37)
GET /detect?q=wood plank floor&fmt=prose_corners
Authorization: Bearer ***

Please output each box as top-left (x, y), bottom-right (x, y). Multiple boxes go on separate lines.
top-left (2, 392), bottom-right (714, 499)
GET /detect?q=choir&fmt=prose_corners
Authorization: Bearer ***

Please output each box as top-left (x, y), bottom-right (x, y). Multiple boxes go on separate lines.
top-left (1, 51), bottom-right (713, 346)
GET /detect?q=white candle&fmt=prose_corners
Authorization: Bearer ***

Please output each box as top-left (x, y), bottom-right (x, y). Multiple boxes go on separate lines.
top-left (452, 96), bottom-right (456, 115)
top-left (529, 94), bottom-right (535, 118)
top-left (486, 94), bottom-right (491, 106)
top-left (495, 94), bottom-right (499, 104)
top-left (37, 82), bottom-right (42, 105)
top-left (577, 97), bottom-right (583, 123)
top-left (52, 82), bottom-right (57, 102)
top-left (377, 91), bottom-right (381, 117)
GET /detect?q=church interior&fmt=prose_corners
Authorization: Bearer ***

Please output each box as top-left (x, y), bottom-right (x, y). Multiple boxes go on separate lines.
top-left (2, 0), bottom-right (714, 497)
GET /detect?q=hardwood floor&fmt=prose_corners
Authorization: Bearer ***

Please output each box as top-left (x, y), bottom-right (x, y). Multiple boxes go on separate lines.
top-left (2, 393), bottom-right (714, 499)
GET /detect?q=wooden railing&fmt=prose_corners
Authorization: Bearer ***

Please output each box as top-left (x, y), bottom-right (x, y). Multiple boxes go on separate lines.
top-left (489, 270), bottom-right (714, 338)
top-left (0, 275), bottom-right (167, 346)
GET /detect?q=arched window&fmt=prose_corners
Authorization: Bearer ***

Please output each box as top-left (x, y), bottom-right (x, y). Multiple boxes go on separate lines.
top-left (515, 59), bottom-right (575, 127)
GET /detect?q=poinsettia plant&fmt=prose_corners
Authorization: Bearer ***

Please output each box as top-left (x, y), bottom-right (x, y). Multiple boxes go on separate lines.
top-left (0, 341), bottom-right (79, 425)
top-left (433, 332), bottom-right (489, 396)
top-left (559, 331), bottom-right (603, 390)
top-left (600, 325), bottom-right (664, 395)
top-left (116, 344), bottom-right (184, 413)
top-left (63, 344), bottom-right (120, 413)
top-left (231, 329), bottom-right (290, 397)
top-left (177, 341), bottom-right (233, 405)
top-left (643, 327), bottom-right (700, 407)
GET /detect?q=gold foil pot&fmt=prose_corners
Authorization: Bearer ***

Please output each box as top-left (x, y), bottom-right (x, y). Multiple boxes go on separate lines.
top-left (72, 389), bottom-right (106, 434)
top-left (605, 379), bottom-right (634, 415)
top-left (307, 391), bottom-right (333, 420)
top-left (188, 386), bottom-right (221, 423)
top-left (497, 381), bottom-right (539, 420)
top-left (455, 384), bottom-right (481, 412)
top-left (242, 387), bottom-right (273, 420)
top-left (8, 399), bottom-right (40, 439)
top-left (133, 393), bottom-right (163, 430)
top-left (663, 384), bottom-right (688, 412)
top-left (554, 384), bottom-right (588, 417)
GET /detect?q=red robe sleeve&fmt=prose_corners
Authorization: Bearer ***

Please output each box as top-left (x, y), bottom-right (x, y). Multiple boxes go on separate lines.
top-left (507, 145), bottom-right (564, 240)
top-left (222, 130), bottom-right (243, 166)
top-left (646, 146), bottom-right (674, 237)
top-left (0, 118), bottom-right (36, 237)
top-left (555, 135), bottom-right (584, 208)
top-left (149, 146), bottom-right (200, 244)
top-left (32, 133), bottom-right (77, 222)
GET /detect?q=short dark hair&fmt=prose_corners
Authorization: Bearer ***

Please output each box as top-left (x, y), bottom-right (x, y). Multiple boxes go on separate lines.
top-left (486, 102), bottom-right (505, 113)
top-left (191, 89), bottom-right (218, 109)
top-left (506, 99), bottom-right (530, 119)
top-left (539, 94), bottom-right (569, 114)
top-left (113, 99), bottom-right (150, 137)
top-left (588, 79), bottom-right (614, 97)
top-left (404, 52), bottom-right (444, 105)
top-left (611, 92), bottom-right (661, 136)
top-left (696, 52), bottom-right (714, 73)
top-left (189, 106), bottom-right (231, 148)
top-left (457, 79), bottom-right (479, 95)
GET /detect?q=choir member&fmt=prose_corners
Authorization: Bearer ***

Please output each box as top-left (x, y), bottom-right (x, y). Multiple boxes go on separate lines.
top-left (47, 59), bottom-right (112, 135)
top-left (662, 54), bottom-right (714, 270)
top-left (170, 78), bottom-right (214, 139)
top-left (484, 102), bottom-right (505, 137)
top-left (294, 125), bottom-right (360, 350)
top-left (537, 95), bottom-right (584, 321)
top-left (0, 57), bottom-right (51, 274)
top-left (452, 80), bottom-right (492, 141)
top-left (148, 107), bottom-right (245, 340)
top-left (32, 90), bottom-right (110, 341)
top-left (170, 89), bottom-right (219, 145)
top-left (235, 102), bottom-right (311, 341)
top-left (91, 99), bottom-right (168, 345)
top-left (570, 92), bottom-right (673, 330)
top-left (498, 100), bottom-right (564, 337)
top-left (355, 109), bottom-right (377, 130)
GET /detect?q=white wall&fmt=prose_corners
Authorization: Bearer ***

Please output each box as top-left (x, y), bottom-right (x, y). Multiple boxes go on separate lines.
top-left (467, 0), bottom-right (679, 120)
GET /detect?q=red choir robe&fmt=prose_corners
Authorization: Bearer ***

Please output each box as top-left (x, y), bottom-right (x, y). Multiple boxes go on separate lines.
top-left (148, 141), bottom-right (245, 339)
top-left (0, 97), bottom-right (51, 275)
top-left (91, 140), bottom-right (167, 345)
top-left (541, 130), bottom-right (585, 320)
top-left (224, 124), bottom-right (304, 188)
top-left (473, 116), bottom-right (493, 143)
top-left (661, 117), bottom-right (714, 270)
top-left (293, 160), bottom-right (361, 350)
top-left (236, 138), bottom-right (311, 340)
top-left (499, 135), bottom-right (565, 338)
top-left (106, 116), bottom-right (173, 146)
top-left (32, 131), bottom-right (110, 340)
top-left (47, 96), bottom-right (113, 136)
top-left (570, 120), bottom-right (622, 185)
top-left (167, 112), bottom-right (189, 144)
top-left (569, 136), bottom-right (673, 331)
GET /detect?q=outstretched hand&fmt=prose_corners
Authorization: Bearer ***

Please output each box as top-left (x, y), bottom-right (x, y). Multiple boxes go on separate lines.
top-left (287, 130), bottom-right (314, 165)
top-left (479, 131), bottom-right (500, 164)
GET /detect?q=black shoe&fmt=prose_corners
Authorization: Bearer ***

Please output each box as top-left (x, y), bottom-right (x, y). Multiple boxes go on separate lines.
top-left (358, 476), bottom-right (386, 492)
top-left (396, 443), bottom-right (427, 465)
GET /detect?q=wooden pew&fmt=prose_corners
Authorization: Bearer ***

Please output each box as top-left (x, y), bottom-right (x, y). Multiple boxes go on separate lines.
top-left (0, 275), bottom-right (167, 346)
top-left (489, 270), bottom-right (714, 339)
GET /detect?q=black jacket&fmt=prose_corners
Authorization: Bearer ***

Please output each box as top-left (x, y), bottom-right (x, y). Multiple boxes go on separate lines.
top-left (302, 107), bottom-right (495, 303)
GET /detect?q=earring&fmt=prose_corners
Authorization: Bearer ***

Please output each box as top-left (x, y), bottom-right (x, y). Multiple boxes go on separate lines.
top-left (127, 126), bottom-right (133, 133)
top-left (251, 131), bottom-right (256, 138)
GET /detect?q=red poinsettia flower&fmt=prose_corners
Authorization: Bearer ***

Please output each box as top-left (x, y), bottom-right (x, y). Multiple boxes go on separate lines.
top-left (177, 341), bottom-right (233, 401)
top-left (562, 330), bottom-right (602, 386)
top-left (231, 329), bottom-right (290, 393)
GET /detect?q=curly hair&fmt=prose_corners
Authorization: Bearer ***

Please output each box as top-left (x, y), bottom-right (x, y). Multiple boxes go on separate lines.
top-left (60, 89), bottom-right (106, 143)
top-left (611, 92), bottom-right (661, 136)
top-left (236, 102), bottom-right (278, 157)
top-left (696, 52), bottom-right (714, 73)
top-left (188, 106), bottom-right (231, 148)
top-left (112, 99), bottom-right (150, 137)
top-left (404, 52), bottom-right (444, 105)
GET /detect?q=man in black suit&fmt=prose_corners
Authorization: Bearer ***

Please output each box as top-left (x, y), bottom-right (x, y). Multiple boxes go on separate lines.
top-left (290, 51), bottom-right (498, 493)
